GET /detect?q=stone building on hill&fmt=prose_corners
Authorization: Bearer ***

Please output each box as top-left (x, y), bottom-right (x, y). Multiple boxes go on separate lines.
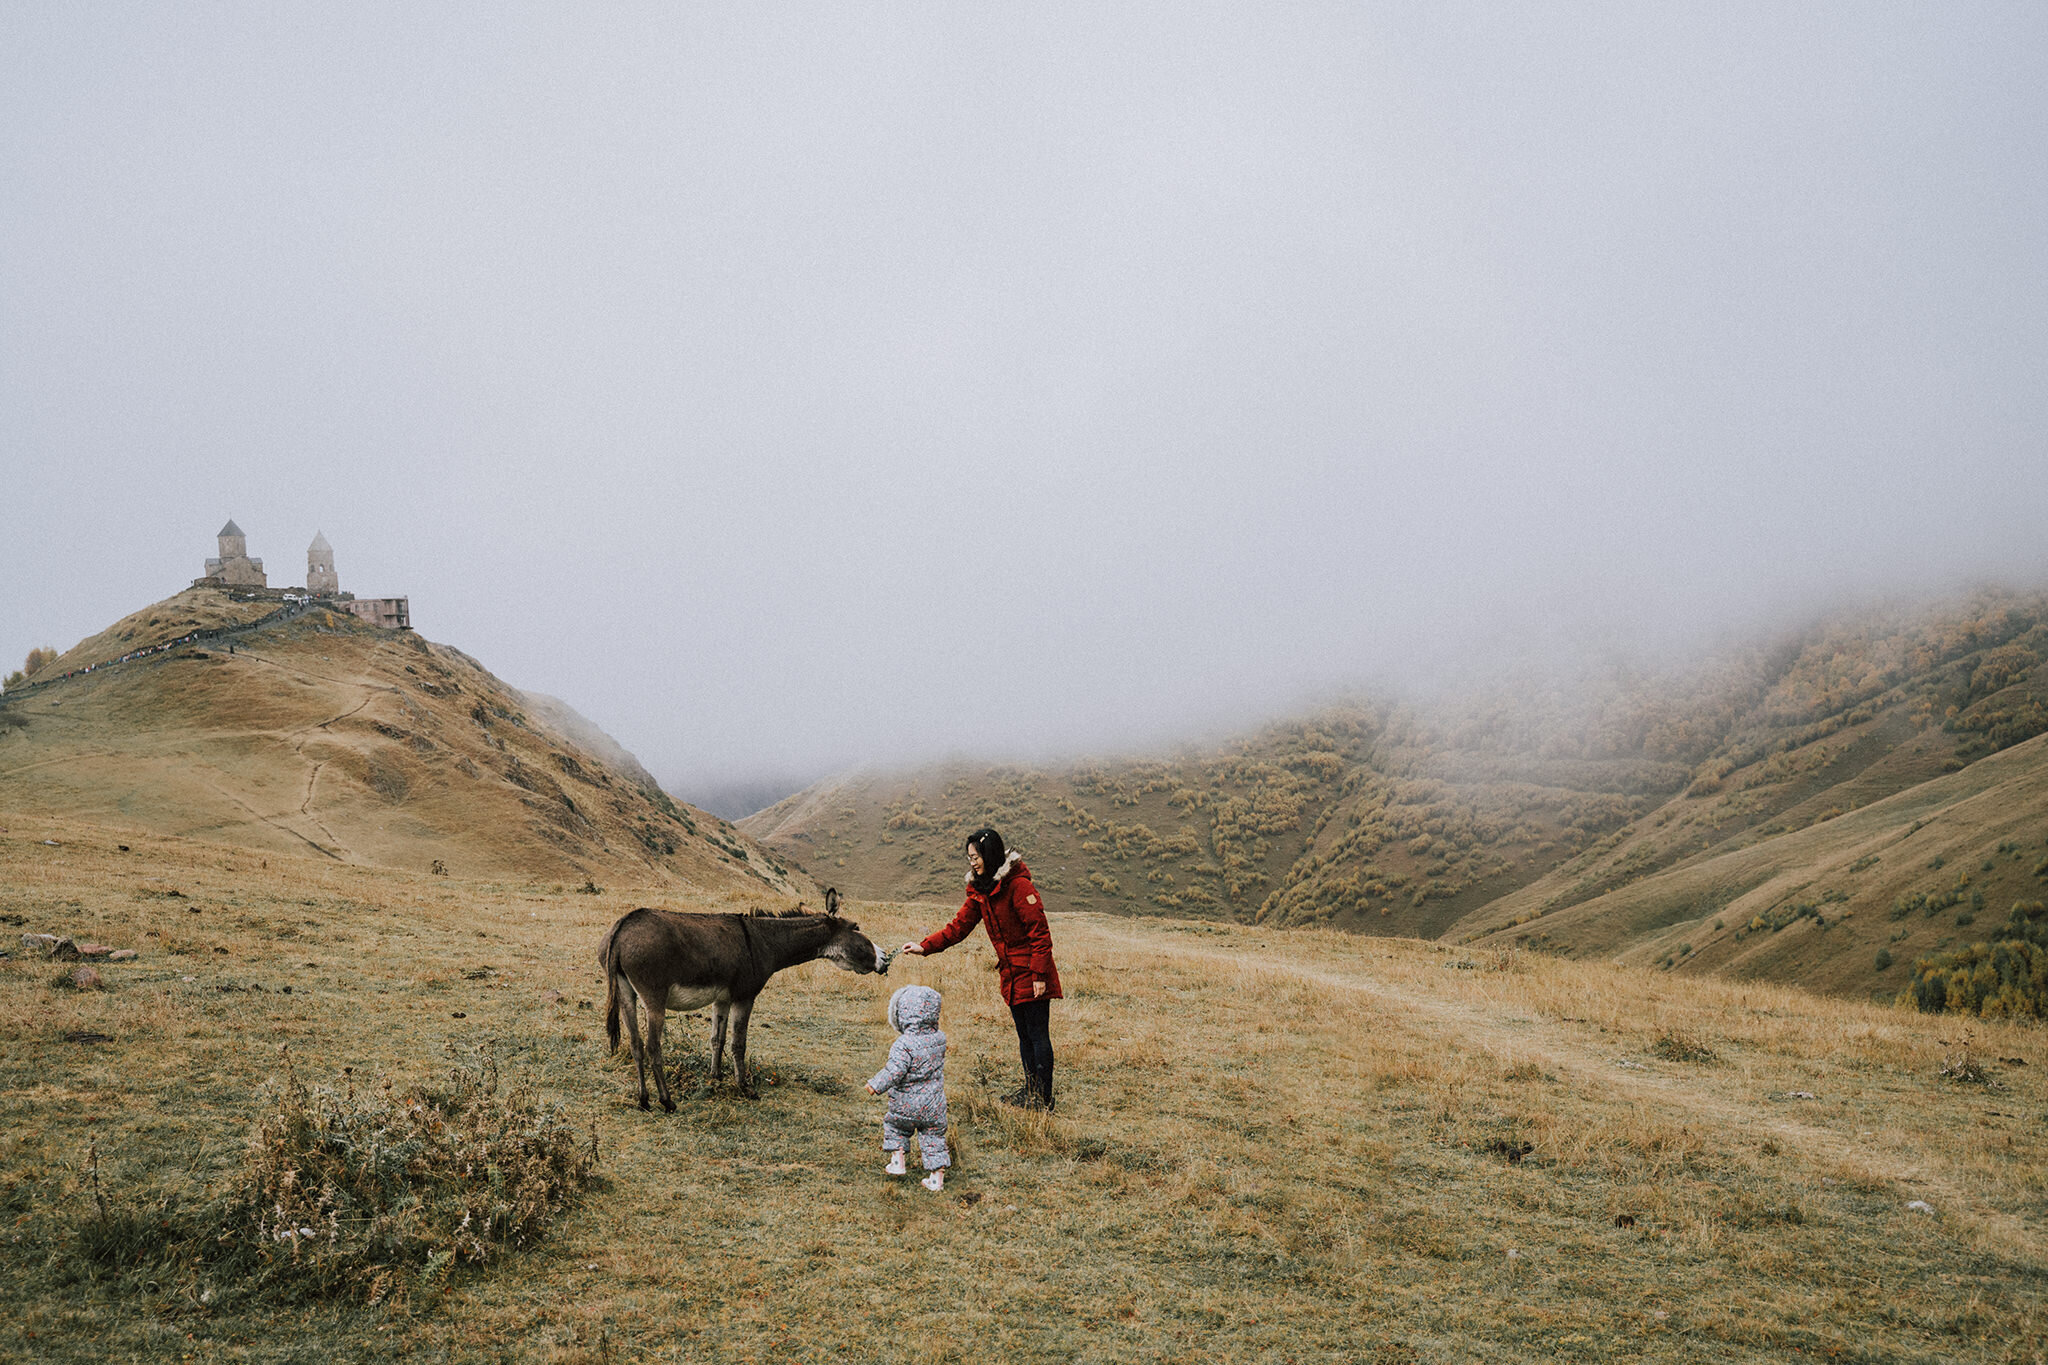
top-left (201, 519), bottom-right (266, 587)
top-left (307, 532), bottom-right (339, 595)
top-left (340, 597), bottom-right (410, 630)
top-left (190, 520), bottom-right (409, 628)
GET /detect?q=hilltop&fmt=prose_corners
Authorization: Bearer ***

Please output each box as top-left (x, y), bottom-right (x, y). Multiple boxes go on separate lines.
top-left (0, 587), bottom-right (798, 893)
top-left (742, 588), bottom-right (2048, 1000)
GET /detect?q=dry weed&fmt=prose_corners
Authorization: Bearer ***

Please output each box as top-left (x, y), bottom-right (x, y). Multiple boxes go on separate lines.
top-left (953, 1086), bottom-right (1077, 1158)
top-left (218, 1042), bottom-right (598, 1301)
top-left (1940, 1030), bottom-right (1999, 1086)
top-left (1651, 1028), bottom-right (1720, 1063)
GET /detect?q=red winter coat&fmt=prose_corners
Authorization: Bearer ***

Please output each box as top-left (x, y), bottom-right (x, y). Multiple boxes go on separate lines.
top-left (919, 854), bottom-right (1063, 1006)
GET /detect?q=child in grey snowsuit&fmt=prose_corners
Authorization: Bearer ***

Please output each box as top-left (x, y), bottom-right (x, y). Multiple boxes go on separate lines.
top-left (866, 984), bottom-right (950, 1190)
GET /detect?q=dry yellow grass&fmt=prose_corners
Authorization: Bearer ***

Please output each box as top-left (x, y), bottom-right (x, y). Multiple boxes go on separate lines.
top-left (39, 587), bottom-right (281, 675)
top-left (2, 811), bottom-right (2045, 1362)
top-left (0, 589), bottom-right (795, 895)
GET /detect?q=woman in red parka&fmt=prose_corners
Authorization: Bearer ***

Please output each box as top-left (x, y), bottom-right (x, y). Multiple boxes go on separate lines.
top-left (900, 826), bottom-right (1062, 1110)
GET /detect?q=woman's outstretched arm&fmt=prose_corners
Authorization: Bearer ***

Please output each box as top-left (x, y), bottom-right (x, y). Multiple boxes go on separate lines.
top-left (901, 895), bottom-right (982, 956)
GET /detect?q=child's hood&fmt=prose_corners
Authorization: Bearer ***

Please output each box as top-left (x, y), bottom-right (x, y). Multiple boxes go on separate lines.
top-left (887, 984), bottom-right (942, 1035)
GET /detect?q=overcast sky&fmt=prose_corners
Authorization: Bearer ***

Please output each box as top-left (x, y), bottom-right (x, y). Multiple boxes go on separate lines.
top-left (4, 5), bottom-right (2045, 805)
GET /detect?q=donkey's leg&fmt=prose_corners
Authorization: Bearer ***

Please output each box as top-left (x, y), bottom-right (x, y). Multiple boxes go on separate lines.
top-left (730, 999), bottom-right (757, 1098)
top-left (709, 1003), bottom-right (731, 1090)
top-left (618, 973), bottom-right (651, 1111)
top-left (644, 997), bottom-right (676, 1113)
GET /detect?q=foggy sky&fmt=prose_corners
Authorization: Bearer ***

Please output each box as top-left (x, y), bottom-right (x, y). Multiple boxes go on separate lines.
top-left (4, 5), bottom-right (2045, 805)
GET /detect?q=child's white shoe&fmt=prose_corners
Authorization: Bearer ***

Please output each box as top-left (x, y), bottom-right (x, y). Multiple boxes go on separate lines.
top-left (884, 1151), bottom-right (907, 1176)
top-left (921, 1169), bottom-right (945, 1192)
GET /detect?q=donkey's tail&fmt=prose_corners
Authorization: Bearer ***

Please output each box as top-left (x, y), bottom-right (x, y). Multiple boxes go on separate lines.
top-left (604, 969), bottom-right (624, 1055)
top-left (598, 921), bottom-right (625, 1055)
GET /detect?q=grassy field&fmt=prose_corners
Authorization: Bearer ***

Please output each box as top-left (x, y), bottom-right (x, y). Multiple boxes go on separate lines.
top-left (3, 812), bottom-right (2045, 1363)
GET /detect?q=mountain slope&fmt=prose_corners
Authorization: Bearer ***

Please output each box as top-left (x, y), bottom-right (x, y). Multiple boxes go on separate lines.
top-left (1448, 731), bottom-right (2048, 999)
top-left (743, 588), bottom-right (2048, 995)
top-left (739, 707), bottom-right (1677, 932)
top-left (0, 588), bottom-right (798, 892)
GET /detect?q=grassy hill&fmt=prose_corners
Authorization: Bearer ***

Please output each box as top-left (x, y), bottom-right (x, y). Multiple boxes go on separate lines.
top-left (0, 588), bottom-right (798, 894)
top-left (743, 589), bottom-right (2048, 1001)
top-left (1, 816), bottom-right (2042, 1361)
top-left (1449, 731), bottom-right (2048, 999)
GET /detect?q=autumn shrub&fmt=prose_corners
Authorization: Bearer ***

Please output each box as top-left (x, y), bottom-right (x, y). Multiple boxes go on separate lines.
top-left (1905, 901), bottom-right (2048, 1019)
top-left (216, 1044), bottom-right (598, 1301)
top-left (1746, 900), bottom-right (1821, 935)
top-left (1891, 875), bottom-right (1974, 922)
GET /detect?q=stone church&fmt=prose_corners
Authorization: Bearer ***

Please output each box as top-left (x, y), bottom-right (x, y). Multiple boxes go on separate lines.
top-left (202, 519), bottom-right (266, 587)
top-left (193, 520), bottom-right (410, 629)
top-left (196, 522), bottom-right (344, 594)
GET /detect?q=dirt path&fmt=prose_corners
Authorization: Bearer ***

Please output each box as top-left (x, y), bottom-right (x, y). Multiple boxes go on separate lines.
top-left (232, 645), bottom-right (394, 703)
top-left (1086, 924), bottom-right (1981, 1211)
top-left (0, 749), bottom-right (121, 780)
top-left (235, 646), bottom-right (401, 861)
top-left (196, 776), bottom-right (346, 861)
top-left (298, 761), bottom-right (325, 816)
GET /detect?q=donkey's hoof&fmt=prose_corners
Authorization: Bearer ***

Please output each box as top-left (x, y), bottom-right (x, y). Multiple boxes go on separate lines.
top-left (661, 1096), bottom-right (677, 1113)
top-left (740, 1086), bottom-right (760, 1101)
top-left (638, 1097), bottom-right (651, 1112)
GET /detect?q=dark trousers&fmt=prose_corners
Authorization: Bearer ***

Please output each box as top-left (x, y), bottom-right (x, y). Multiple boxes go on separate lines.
top-left (1010, 998), bottom-right (1054, 1104)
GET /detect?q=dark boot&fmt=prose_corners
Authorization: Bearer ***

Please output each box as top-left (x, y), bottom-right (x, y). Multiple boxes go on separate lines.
top-left (1004, 1077), bottom-right (1053, 1112)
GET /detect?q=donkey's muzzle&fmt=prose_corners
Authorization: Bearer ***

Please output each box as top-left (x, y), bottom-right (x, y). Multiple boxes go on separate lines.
top-left (876, 946), bottom-right (898, 975)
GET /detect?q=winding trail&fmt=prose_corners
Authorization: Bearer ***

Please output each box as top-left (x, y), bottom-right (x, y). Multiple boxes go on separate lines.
top-left (226, 642), bottom-right (403, 861)
top-left (197, 777), bottom-right (345, 861)
top-left (1086, 923), bottom-right (2005, 1233)
top-left (0, 749), bottom-right (120, 780)
top-left (299, 761), bottom-right (326, 817)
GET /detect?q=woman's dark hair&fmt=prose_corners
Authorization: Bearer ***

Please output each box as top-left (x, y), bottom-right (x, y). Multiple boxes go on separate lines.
top-left (966, 827), bottom-right (1006, 893)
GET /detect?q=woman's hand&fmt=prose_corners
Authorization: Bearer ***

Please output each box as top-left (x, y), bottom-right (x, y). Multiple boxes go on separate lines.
top-left (899, 943), bottom-right (926, 956)
top-left (1032, 978), bottom-right (1047, 999)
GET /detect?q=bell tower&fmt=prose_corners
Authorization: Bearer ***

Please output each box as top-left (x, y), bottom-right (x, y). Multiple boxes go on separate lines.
top-left (307, 532), bottom-right (339, 595)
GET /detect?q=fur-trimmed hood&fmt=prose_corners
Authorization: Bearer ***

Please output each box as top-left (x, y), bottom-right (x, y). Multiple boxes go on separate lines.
top-left (887, 984), bottom-right (943, 1035)
top-left (966, 848), bottom-right (1025, 887)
